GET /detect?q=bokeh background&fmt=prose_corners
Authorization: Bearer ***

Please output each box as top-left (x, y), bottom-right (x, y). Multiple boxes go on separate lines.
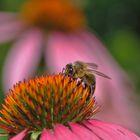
top-left (0, 0), bottom-right (140, 139)
top-left (0, 0), bottom-right (140, 100)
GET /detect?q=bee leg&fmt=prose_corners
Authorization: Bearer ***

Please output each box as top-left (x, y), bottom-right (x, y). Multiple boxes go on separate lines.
top-left (81, 82), bottom-right (91, 100)
top-left (77, 78), bottom-right (82, 83)
top-left (67, 76), bottom-right (74, 84)
top-left (82, 81), bottom-right (86, 88)
top-left (86, 89), bottom-right (92, 101)
top-left (90, 87), bottom-right (94, 97)
top-left (76, 78), bottom-right (82, 86)
top-left (62, 68), bottom-right (65, 74)
top-left (81, 79), bottom-right (89, 92)
top-left (91, 83), bottom-right (95, 94)
top-left (85, 85), bottom-right (95, 100)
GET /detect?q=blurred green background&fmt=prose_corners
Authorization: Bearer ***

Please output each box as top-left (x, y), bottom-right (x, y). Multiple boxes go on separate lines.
top-left (0, 0), bottom-right (140, 139)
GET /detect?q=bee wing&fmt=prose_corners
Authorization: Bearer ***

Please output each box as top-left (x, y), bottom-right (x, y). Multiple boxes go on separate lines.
top-left (85, 62), bottom-right (98, 69)
top-left (75, 61), bottom-right (98, 69)
top-left (88, 69), bottom-right (111, 79)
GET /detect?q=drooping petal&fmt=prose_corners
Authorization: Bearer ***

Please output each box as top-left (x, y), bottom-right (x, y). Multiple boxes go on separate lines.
top-left (84, 120), bottom-right (140, 140)
top-left (10, 129), bottom-right (28, 140)
top-left (40, 120), bottom-right (140, 140)
top-left (45, 31), bottom-right (97, 72)
top-left (0, 12), bottom-right (18, 23)
top-left (45, 31), bottom-right (140, 133)
top-left (53, 124), bottom-right (78, 140)
top-left (69, 122), bottom-right (100, 140)
top-left (0, 17), bottom-right (24, 43)
top-left (41, 129), bottom-right (57, 140)
top-left (3, 28), bottom-right (44, 92)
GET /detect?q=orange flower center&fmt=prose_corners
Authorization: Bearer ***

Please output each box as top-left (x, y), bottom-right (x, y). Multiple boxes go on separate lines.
top-left (0, 74), bottom-right (98, 134)
top-left (20, 0), bottom-right (86, 31)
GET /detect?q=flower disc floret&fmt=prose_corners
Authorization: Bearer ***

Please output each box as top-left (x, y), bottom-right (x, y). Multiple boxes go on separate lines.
top-left (0, 74), bottom-right (98, 134)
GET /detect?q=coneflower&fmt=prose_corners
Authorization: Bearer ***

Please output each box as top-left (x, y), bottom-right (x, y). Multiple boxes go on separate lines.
top-left (0, 0), bottom-right (140, 133)
top-left (0, 74), bottom-right (139, 140)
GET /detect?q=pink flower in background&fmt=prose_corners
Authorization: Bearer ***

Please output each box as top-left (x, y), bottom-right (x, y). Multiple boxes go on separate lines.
top-left (0, 0), bottom-right (139, 134)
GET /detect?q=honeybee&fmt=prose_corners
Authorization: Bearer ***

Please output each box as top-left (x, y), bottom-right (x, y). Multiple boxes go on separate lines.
top-left (63, 61), bottom-right (111, 96)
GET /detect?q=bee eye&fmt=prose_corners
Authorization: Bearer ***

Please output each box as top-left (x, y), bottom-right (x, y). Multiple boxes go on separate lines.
top-left (65, 64), bottom-right (74, 76)
top-left (68, 67), bottom-right (73, 75)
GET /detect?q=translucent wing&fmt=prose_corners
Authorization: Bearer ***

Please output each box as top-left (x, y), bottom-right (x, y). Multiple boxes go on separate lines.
top-left (75, 61), bottom-right (98, 69)
top-left (74, 61), bottom-right (110, 79)
top-left (88, 69), bottom-right (111, 79)
top-left (85, 62), bottom-right (98, 69)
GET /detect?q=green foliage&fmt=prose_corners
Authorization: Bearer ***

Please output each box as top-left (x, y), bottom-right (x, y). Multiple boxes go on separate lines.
top-left (0, 43), bottom-right (10, 102)
top-left (0, 0), bottom-right (24, 11)
top-left (86, 0), bottom-right (140, 36)
top-left (0, 129), bottom-right (8, 140)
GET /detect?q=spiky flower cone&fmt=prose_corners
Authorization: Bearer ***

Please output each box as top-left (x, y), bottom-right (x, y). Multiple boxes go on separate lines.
top-left (0, 74), bottom-right (98, 138)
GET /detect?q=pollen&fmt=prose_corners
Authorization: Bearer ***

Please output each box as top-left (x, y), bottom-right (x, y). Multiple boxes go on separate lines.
top-left (20, 0), bottom-right (86, 31)
top-left (0, 74), bottom-right (98, 134)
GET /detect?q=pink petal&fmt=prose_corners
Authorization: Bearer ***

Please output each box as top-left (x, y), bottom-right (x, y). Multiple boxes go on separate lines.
top-left (10, 129), bottom-right (28, 140)
top-left (0, 19), bottom-right (24, 43)
top-left (40, 129), bottom-right (57, 140)
top-left (69, 122), bottom-right (100, 140)
top-left (40, 120), bottom-right (140, 140)
top-left (3, 28), bottom-right (44, 92)
top-left (53, 124), bottom-right (78, 140)
top-left (45, 31), bottom-right (140, 133)
top-left (85, 120), bottom-right (140, 140)
top-left (0, 12), bottom-right (18, 23)
top-left (45, 32), bottom-right (97, 73)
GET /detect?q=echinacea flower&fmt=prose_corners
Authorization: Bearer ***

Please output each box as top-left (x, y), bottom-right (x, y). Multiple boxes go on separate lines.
top-left (0, 0), bottom-right (140, 134)
top-left (0, 74), bottom-right (139, 140)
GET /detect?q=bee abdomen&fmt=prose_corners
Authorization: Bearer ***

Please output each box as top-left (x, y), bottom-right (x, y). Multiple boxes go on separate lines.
top-left (82, 75), bottom-right (96, 98)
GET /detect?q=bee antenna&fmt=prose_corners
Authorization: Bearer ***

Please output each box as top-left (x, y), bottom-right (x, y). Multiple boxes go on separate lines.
top-left (62, 68), bottom-right (65, 73)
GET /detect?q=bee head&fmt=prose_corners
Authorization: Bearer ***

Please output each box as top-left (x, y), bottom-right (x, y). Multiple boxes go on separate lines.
top-left (64, 63), bottom-right (74, 77)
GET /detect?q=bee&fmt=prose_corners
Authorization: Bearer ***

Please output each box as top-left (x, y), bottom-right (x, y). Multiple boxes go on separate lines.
top-left (63, 61), bottom-right (111, 97)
